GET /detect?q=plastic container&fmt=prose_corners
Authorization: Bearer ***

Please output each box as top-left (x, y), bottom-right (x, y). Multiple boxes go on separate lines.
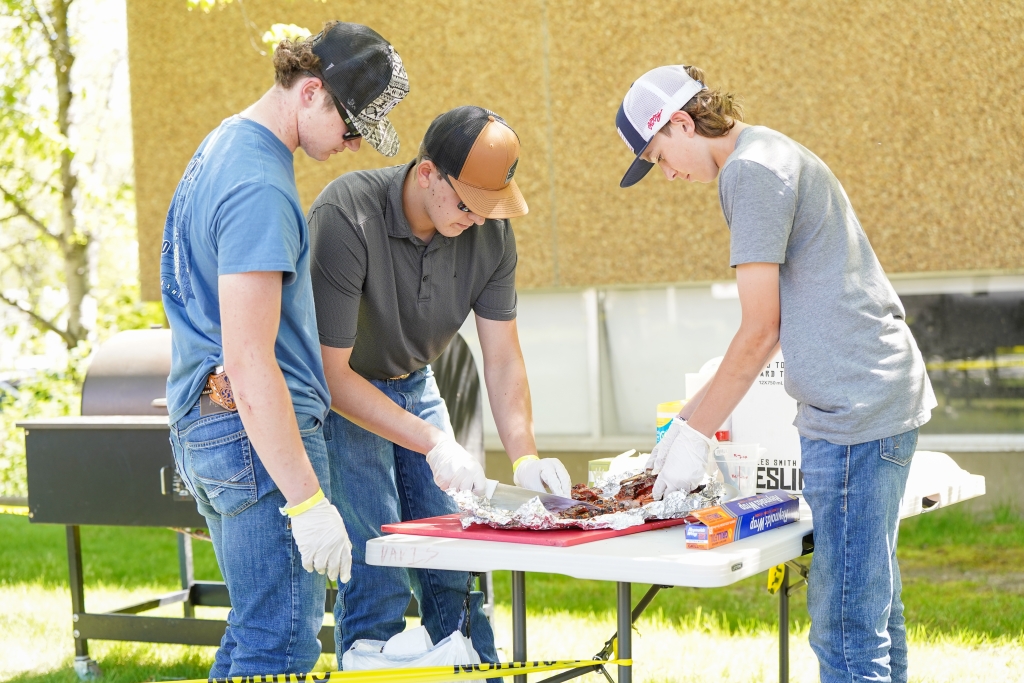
top-left (714, 443), bottom-right (758, 498)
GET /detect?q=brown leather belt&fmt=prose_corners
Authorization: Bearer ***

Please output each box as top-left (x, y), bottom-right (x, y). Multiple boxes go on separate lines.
top-left (201, 365), bottom-right (237, 412)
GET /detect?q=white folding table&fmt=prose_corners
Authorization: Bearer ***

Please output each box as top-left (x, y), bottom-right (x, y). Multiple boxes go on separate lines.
top-left (367, 452), bottom-right (985, 683)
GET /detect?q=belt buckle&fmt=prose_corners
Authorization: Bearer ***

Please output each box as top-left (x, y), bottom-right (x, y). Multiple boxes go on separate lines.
top-left (389, 372), bottom-right (411, 381)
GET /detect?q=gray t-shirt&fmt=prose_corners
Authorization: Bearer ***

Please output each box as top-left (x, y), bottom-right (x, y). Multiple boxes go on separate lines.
top-left (309, 161), bottom-right (518, 380)
top-left (719, 126), bottom-right (935, 445)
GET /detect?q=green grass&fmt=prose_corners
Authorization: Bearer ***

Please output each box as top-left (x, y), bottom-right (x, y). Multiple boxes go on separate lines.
top-left (490, 571), bottom-right (806, 634)
top-left (1, 504), bottom-right (1022, 682)
top-left (3, 642), bottom-right (215, 683)
top-left (0, 517), bottom-right (222, 589)
top-left (484, 504), bottom-right (1024, 640)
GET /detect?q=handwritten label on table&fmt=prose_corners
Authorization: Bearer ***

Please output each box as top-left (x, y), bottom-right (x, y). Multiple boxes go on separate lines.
top-left (378, 545), bottom-right (439, 566)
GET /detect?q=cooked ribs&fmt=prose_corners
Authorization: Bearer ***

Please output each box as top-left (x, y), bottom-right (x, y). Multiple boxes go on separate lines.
top-left (563, 475), bottom-right (706, 519)
top-left (565, 473), bottom-right (657, 519)
top-left (613, 472), bottom-right (657, 501)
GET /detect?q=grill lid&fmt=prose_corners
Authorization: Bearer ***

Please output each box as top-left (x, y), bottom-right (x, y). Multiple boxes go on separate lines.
top-left (81, 329), bottom-right (170, 416)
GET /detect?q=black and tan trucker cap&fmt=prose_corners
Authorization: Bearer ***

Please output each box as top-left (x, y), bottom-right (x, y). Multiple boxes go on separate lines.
top-left (310, 22), bottom-right (409, 157)
top-left (422, 106), bottom-right (528, 219)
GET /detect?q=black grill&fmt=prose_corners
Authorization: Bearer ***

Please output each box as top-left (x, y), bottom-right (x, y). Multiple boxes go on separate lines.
top-left (19, 328), bottom-right (488, 670)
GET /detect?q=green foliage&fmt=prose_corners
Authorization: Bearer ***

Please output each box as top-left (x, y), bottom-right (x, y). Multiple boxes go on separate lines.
top-left (186, 0), bottom-right (233, 11)
top-left (185, 0), bottom-right (325, 11)
top-left (0, 2), bottom-right (70, 322)
top-left (0, 1), bottom-right (163, 497)
top-left (0, 357), bottom-right (84, 498)
top-left (263, 22), bottom-right (312, 47)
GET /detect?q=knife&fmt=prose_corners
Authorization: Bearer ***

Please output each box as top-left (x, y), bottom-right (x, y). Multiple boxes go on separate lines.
top-left (484, 479), bottom-right (601, 514)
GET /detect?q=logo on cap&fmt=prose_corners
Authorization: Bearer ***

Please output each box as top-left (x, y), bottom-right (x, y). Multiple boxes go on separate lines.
top-left (647, 109), bottom-right (663, 130)
top-left (505, 158), bottom-right (518, 184)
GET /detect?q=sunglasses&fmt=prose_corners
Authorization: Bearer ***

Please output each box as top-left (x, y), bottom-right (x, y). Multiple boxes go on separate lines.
top-left (304, 70), bottom-right (362, 141)
top-left (441, 174), bottom-right (471, 213)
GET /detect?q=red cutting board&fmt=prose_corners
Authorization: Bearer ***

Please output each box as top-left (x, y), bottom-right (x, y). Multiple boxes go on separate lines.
top-left (381, 514), bottom-right (689, 547)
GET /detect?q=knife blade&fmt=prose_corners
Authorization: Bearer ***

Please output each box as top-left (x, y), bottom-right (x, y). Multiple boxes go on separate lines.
top-left (484, 479), bottom-right (601, 514)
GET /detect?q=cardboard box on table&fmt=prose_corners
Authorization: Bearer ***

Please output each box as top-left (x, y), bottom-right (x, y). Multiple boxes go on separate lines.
top-left (684, 491), bottom-right (801, 550)
top-left (687, 351), bottom-right (804, 494)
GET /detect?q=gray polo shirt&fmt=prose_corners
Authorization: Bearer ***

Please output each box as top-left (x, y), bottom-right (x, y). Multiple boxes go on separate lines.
top-left (309, 161), bottom-right (518, 380)
top-left (720, 126), bottom-right (935, 445)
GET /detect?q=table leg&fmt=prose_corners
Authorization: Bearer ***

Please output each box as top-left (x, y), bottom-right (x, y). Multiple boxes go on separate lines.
top-left (177, 532), bottom-right (195, 618)
top-left (779, 564), bottom-right (789, 683)
top-left (512, 570), bottom-right (527, 683)
top-left (617, 582), bottom-right (631, 683)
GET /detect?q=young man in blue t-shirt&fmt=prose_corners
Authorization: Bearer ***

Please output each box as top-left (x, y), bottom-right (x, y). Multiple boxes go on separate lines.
top-left (160, 22), bottom-right (408, 675)
top-left (615, 65), bottom-right (934, 683)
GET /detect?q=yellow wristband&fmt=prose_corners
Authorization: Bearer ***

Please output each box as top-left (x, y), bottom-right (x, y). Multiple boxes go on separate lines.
top-left (512, 454), bottom-right (539, 474)
top-left (283, 488), bottom-right (325, 517)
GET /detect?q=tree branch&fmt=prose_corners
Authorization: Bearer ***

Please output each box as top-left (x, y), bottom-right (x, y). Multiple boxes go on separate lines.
top-left (0, 291), bottom-right (76, 348)
top-left (28, 1), bottom-right (57, 51)
top-left (0, 183), bottom-right (60, 246)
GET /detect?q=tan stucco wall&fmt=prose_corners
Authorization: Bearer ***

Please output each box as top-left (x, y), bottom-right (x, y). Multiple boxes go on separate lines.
top-left (128, 1), bottom-right (1024, 300)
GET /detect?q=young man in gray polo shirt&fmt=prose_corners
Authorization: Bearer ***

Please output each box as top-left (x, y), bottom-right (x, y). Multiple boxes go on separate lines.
top-left (309, 106), bottom-right (571, 664)
top-left (615, 66), bottom-right (935, 683)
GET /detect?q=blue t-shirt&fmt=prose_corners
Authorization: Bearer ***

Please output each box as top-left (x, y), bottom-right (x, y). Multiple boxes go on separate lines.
top-left (160, 116), bottom-right (330, 425)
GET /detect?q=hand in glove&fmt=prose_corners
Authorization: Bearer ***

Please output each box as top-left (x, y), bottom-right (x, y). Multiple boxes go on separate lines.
top-left (425, 437), bottom-right (487, 495)
top-left (513, 455), bottom-right (572, 497)
top-left (644, 416), bottom-right (686, 474)
top-left (649, 417), bottom-right (717, 500)
top-left (284, 490), bottom-right (353, 583)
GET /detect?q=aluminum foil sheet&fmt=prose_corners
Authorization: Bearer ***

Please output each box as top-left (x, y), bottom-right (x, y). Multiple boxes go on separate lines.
top-left (449, 469), bottom-right (724, 531)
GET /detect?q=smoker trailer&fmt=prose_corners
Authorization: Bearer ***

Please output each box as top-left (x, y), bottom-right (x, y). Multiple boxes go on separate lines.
top-left (20, 328), bottom-right (489, 679)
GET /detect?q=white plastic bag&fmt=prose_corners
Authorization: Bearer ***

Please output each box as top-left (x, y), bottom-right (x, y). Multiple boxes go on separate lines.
top-left (342, 629), bottom-right (484, 683)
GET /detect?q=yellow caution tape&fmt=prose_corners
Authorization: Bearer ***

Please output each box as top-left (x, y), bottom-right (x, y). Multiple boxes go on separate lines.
top-left (169, 658), bottom-right (632, 683)
top-left (766, 563), bottom-right (785, 595)
top-left (0, 505), bottom-right (29, 516)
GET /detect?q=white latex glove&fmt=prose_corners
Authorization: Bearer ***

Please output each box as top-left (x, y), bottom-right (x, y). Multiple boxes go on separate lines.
top-left (514, 457), bottom-right (572, 497)
top-left (425, 437), bottom-right (487, 495)
top-left (650, 417), bottom-right (717, 500)
top-left (645, 416), bottom-right (685, 473)
top-left (286, 496), bottom-right (353, 583)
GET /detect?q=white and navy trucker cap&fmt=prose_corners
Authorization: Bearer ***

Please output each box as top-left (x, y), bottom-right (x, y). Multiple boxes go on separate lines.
top-left (616, 65), bottom-right (705, 188)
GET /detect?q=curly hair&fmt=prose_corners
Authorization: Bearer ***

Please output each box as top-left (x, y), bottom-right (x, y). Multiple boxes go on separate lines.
top-left (660, 65), bottom-right (743, 138)
top-left (271, 20), bottom-right (339, 89)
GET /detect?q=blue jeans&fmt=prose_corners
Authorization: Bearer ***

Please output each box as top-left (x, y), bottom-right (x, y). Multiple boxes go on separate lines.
top-left (800, 428), bottom-right (918, 683)
top-left (325, 367), bottom-right (497, 667)
top-left (170, 406), bottom-right (331, 676)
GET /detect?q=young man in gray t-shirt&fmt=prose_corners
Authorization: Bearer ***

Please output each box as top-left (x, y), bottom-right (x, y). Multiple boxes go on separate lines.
top-left (615, 65), bottom-right (935, 683)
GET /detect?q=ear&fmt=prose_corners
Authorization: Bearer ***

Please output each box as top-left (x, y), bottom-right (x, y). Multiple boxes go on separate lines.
top-left (669, 109), bottom-right (696, 136)
top-left (298, 76), bottom-right (322, 109)
top-left (416, 159), bottom-right (437, 189)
